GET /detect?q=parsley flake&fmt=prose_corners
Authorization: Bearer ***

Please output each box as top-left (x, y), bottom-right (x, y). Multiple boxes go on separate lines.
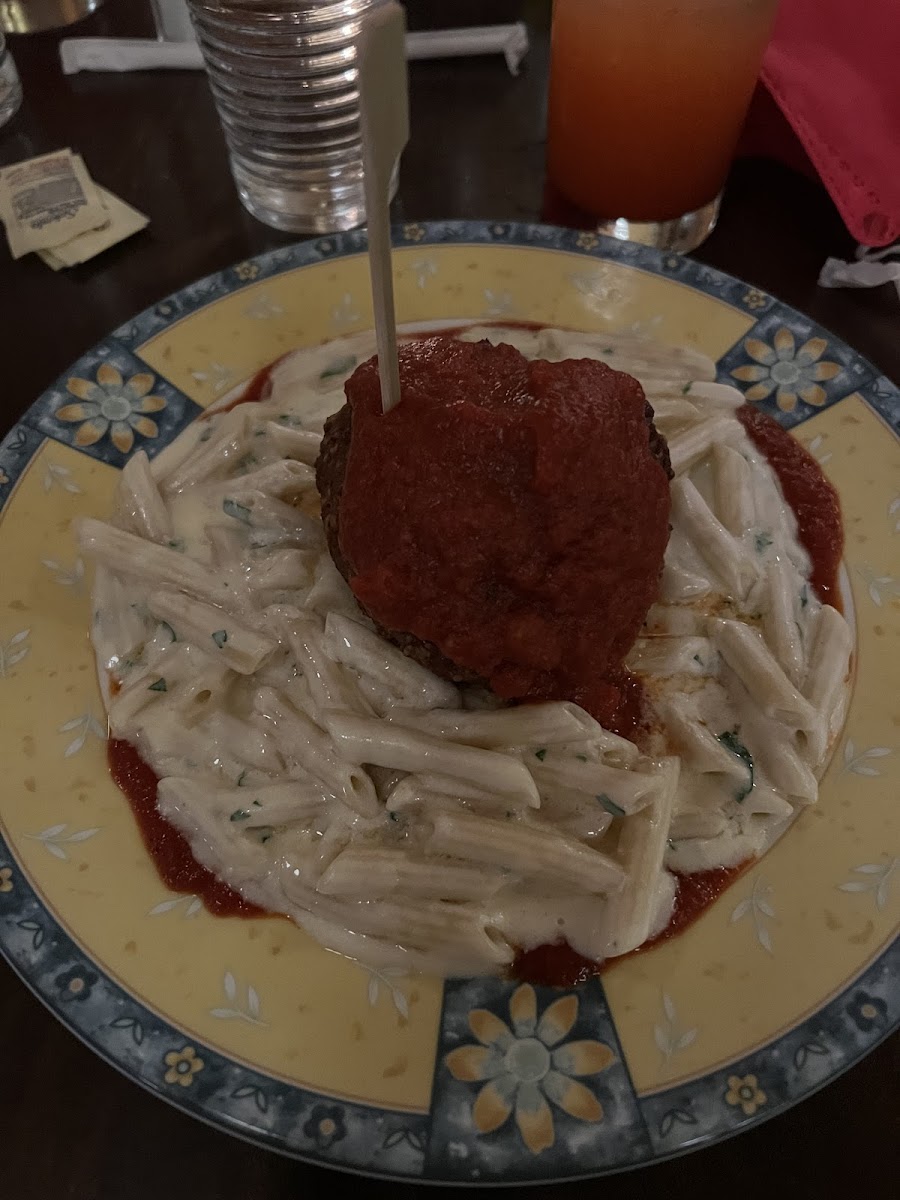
top-left (320, 355), bottom-right (357, 381)
top-left (211, 629), bottom-right (229, 649)
top-left (598, 794), bottom-right (625, 817)
top-left (534, 748), bottom-right (547, 762)
top-left (230, 809), bottom-right (250, 822)
top-left (148, 677), bottom-right (167, 693)
top-left (717, 730), bottom-right (755, 802)
top-left (223, 498), bottom-right (251, 524)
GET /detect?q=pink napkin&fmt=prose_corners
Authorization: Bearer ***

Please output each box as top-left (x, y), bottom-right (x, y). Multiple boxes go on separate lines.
top-left (739, 0), bottom-right (900, 247)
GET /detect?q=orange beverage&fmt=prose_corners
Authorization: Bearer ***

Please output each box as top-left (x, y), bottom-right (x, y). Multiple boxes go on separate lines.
top-left (547, 0), bottom-right (778, 226)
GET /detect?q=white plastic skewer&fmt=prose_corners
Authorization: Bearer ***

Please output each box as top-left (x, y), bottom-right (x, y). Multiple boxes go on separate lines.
top-left (357, 1), bottom-right (410, 414)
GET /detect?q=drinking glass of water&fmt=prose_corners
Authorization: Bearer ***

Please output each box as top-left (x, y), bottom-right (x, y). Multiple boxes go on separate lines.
top-left (187, 0), bottom-right (394, 233)
top-left (546, 0), bottom-right (779, 252)
top-left (0, 31), bottom-right (22, 129)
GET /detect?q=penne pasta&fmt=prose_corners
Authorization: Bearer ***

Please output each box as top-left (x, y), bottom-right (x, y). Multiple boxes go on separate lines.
top-left (147, 587), bottom-right (277, 675)
top-left (117, 450), bottom-right (173, 542)
top-left (712, 443), bottom-right (755, 537)
top-left (429, 810), bottom-right (625, 893)
top-left (672, 478), bottom-right (758, 599)
top-left (87, 322), bottom-right (851, 978)
top-left (325, 713), bottom-right (541, 807)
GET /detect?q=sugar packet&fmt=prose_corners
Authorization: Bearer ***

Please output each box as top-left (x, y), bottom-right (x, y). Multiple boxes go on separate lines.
top-left (36, 186), bottom-right (148, 269)
top-left (0, 148), bottom-right (107, 259)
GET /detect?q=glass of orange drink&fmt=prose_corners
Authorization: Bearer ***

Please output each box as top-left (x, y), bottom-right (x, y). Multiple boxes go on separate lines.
top-left (547, 0), bottom-right (779, 251)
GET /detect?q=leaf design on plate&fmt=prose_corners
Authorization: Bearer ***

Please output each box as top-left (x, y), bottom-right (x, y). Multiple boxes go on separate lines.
top-left (793, 1038), bottom-right (828, 1071)
top-left (654, 992), bottom-right (698, 1061)
top-left (843, 739), bottom-right (892, 777)
top-left (659, 1106), bottom-right (696, 1138)
top-left (838, 857), bottom-right (898, 911)
top-left (43, 462), bottom-right (82, 494)
top-left (730, 876), bottom-right (776, 954)
top-left (363, 965), bottom-right (411, 1020)
top-left (382, 1127), bottom-right (426, 1153)
top-left (17, 919), bottom-right (44, 950)
top-left (211, 971), bottom-right (265, 1025)
top-left (232, 1084), bottom-right (269, 1114)
top-left (148, 893), bottom-right (202, 918)
top-left (0, 628), bottom-right (30, 677)
top-left (66, 828), bottom-right (100, 843)
top-left (59, 711), bottom-right (106, 757)
top-left (111, 1016), bottom-right (145, 1046)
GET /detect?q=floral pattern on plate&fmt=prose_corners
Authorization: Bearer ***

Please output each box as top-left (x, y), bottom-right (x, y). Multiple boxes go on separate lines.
top-left (23, 340), bottom-right (201, 466)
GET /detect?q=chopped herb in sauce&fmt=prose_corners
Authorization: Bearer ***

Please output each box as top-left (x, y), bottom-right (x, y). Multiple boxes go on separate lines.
top-left (575, 753), bottom-right (588, 762)
top-left (211, 629), bottom-right (229, 648)
top-left (236, 770), bottom-right (248, 787)
top-left (692, 653), bottom-right (703, 665)
top-left (222, 498), bottom-right (251, 524)
top-left (230, 809), bottom-right (250, 822)
top-left (717, 730), bottom-right (755, 802)
top-left (198, 425), bottom-right (213, 443)
top-left (681, 382), bottom-right (692, 395)
top-left (166, 538), bottom-right (185, 552)
top-left (755, 531), bottom-right (773, 554)
top-left (258, 828), bottom-right (273, 844)
top-left (534, 748), bottom-right (547, 762)
top-left (252, 799), bottom-right (262, 807)
top-left (148, 677), bottom-right (167, 693)
top-left (597, 793), bottom-right (625, 817)
top-left (800, 585), bottom-right (809, 609)
top-left (319, 355), bottom-right (357, 381)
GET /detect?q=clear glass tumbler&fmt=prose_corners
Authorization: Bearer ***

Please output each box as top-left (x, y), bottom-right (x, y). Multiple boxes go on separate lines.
top-left (0, 31), bottom-right (22, 128)
top-left (546, 0), bottom-right (779, 252)
top-left (187, 0), bottom-right (392, 233)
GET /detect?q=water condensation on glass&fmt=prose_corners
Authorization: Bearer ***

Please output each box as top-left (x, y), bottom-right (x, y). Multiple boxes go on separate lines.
top-left (0, 32), bottom-right (23, 129)
top-left (187, 0), bottom-right (392, 233)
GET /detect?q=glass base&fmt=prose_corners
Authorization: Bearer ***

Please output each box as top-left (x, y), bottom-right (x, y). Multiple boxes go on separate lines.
top-left (0, 0), bottom-right (102, 34)
top-left (233, 162), bottom-right (368, 236)
top-left (596, 193), bottom-right (721, 254)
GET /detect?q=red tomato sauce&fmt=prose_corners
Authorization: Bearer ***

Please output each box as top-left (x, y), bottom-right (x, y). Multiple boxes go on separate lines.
top-left (737, 404), bottom-right (843, 605)
top-left (108, 738), bottom-right (265, 918)
top-left (339, 337), bottom-right (671, 733)
top-left (201, 356), bottom-right (283, 418)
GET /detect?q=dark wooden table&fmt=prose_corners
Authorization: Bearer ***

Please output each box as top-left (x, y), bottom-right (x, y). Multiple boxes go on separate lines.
top-left (1, 3), bottom-right (897, 1197)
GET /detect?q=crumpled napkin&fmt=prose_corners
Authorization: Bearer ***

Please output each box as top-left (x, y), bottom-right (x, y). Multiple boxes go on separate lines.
top-left (818, 243), bottom-right (900, 300)
top-left (755, 0), bottom-right (900, 248)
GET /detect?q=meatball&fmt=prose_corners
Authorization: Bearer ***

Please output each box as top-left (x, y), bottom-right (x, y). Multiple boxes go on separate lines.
top-left (316, 334), bottom-right (672, 726)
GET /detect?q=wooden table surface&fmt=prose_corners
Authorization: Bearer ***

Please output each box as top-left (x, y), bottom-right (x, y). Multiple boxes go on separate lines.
top-left (1, 2), bottom-right (897, 1197)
